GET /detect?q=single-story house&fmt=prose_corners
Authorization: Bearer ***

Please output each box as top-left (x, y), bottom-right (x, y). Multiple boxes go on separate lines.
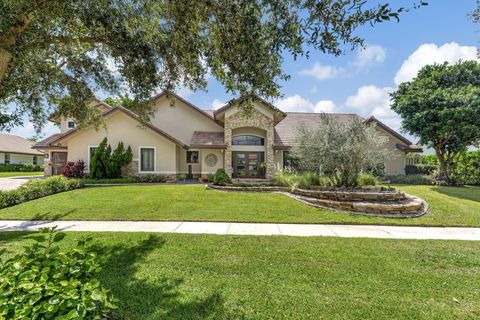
top-left (0, 133), bottom-right (44, 165)
top-left (33, 93), bottom-right (421, 178)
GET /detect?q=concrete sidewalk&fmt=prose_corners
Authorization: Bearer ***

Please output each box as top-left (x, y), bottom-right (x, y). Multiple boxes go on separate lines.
top-left (1, 220), bottom-right (480, 241)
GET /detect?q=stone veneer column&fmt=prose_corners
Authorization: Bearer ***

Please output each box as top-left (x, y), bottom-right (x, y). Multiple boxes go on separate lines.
top-left (223, 108), bottom-right (275, 179)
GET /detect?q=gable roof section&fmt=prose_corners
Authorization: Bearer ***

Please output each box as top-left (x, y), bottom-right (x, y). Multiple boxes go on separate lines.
top-left (36, 106), bottom-right (188, 149)
top-left (152, 91), bottom-right (220, 125)
top-left (48, 99), bottom-right (113, 123)
top-left (0, 133), bottom-right (44, 155)
top-left (363, 116), bottom-right (422, 151)
top-left (214, 95), bottom-right (287, 125)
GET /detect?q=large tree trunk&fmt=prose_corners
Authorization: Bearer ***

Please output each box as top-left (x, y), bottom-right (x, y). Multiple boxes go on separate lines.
top-left (0, 48), bottom-right (12, 85)
top-left (435, 147), bottom-right (449, 184)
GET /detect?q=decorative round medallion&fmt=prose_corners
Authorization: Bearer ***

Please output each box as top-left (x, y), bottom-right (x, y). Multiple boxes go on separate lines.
top-left (205, 153), bottom-right (218, 167)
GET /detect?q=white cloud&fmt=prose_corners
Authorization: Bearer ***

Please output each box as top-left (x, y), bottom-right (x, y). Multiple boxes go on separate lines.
top-left (394, 42), bottom-right (478, 85)
top-left (344, 85), bottom-right (401, 130)
top-left (276, 95), bottom-right (337, 113)
top-left (314, 100), bottom-right (336, 113)
top-left (354, 44), bottom-right (387, 69)
top-left (211, 99), bottom-right (226, 110)
top-left (299, 62), bottom-right (344, 80)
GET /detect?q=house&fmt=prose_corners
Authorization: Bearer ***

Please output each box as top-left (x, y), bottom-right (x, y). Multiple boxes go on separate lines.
top-left (0, 133), bottom-right (44, 165)
top-left (33, 92), bottom-right (421, 178)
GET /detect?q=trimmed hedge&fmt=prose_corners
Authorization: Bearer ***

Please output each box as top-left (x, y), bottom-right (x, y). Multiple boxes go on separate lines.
top-left (405, 164), bottom-right (436, 175)
top-left (0, 176), bottom-right (80, 209)
top-left (213, 169), bottom-right (231, 185)
top-left (385, 174), bottom-right (432, 185)
top-left (0, 163), bottom-right (43, 172)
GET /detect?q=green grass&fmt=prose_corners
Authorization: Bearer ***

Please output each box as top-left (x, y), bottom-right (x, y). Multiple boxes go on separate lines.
top-left (0, 184), bottom-right (479, 227)
top-left (0, 171), bottom-right (43, 178)
top-left (1, 232), bottom-right (479, 319)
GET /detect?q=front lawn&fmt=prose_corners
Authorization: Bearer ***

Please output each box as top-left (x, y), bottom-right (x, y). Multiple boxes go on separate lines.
top-left (0, 184), bottom-right (479, 227)
top-left (0, 171), bottom-right (43, 178)
top-left (1, 232), bottom-right (479, 319)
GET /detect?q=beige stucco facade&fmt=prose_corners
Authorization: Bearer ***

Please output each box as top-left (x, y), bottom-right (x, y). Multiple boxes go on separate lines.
top-left (37, 93), bottom-right (418, 178)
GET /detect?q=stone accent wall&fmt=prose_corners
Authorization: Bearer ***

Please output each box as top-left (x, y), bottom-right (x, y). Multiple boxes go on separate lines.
top-left (224, 108), bottom-right (275, 179)
top-left (44, 159), bottom-right (52, 177)
top-left (121, 160), bottom-right (139, 177)
top-left (292, 188), bottom-right (406, 202)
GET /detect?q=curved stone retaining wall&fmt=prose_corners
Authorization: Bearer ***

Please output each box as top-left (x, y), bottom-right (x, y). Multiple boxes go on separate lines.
top-left (206, 184), bottom-right (427, 218)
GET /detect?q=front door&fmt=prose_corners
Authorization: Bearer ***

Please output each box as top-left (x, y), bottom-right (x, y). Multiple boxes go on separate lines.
top-left (51, 152), bottom-right (67, 175)
top-left (232, 152), bottom-right (265, 178)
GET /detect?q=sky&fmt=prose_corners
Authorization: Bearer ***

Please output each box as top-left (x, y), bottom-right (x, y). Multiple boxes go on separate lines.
top-left (8, 0), bottom-right (480, 142)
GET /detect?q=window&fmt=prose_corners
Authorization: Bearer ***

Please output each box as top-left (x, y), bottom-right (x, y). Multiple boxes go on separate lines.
top-left (232, 135), bottom-right (264, 146)
top-left (186, 151), bottom-right (199, 163)
top-left (140, 148), bottom-right (155, 172)
top-left (67, 121), bottom-right (76, 129)
top-left (33, 156), bottom-right (38, 165)
top-left (4, 153), bottom-right (10, 164)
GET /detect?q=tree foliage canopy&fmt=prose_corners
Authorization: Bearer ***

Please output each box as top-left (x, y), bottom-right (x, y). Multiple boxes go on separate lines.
top-left (0, 0), bottom-right (425, 131)
top-left (291, 114), bottom-right (392, 187)
top-left (391, 61), bottom-right (480, 184)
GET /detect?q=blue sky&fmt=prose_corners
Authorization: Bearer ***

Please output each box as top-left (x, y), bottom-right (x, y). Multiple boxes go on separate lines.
top-left (9, 0), bottom-right (479, 140)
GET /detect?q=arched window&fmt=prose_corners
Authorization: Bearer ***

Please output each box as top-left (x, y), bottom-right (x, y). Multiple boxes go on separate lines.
top-left (232, 135), bottom-right (265, 146)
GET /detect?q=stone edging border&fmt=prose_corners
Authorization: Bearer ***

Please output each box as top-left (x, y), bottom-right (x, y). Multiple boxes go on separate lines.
top-left (206, 184), bottom-right (429, 219)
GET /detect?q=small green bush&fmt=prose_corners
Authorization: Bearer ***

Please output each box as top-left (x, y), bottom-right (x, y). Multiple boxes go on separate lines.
top-left (207, 173), bottom-right (214, 183)
top-left (273, 171), bottom-right (330, 189)
top-left (90, 138), bottom-right (133, 179)
top-left (0, 163), bottom-right (43, 172)
top-left (213, 169), bottom-right (231, 185)
top-left (135, 174), bottom-right (168, 183)
top-left (405, 164), bottom-right (436, 175)
top-left (0, 176), bottom-right (81, 209)
top-left (385, 174), bottom-right (432, 185)
top-left (357, 173), bottom-right (378, 187)
top-left (295, 172), bottom-right (322, 189)
top-left (0, 227), bottom-right (117, 319)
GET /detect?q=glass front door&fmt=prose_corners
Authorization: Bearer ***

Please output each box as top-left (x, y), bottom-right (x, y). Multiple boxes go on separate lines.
top-left (232, 152), bottom-right (265, 178)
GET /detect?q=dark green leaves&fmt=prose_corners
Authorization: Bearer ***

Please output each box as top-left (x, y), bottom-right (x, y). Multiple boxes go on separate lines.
top-left (0, 227), bottom-right (117, 319)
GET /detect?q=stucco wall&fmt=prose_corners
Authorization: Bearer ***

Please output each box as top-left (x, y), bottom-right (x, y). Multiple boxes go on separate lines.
top-left (374, 126), bottom-right (407, 175)
top-left (64, 111), bottom-right (178, 174)
top-left (0, 152), bottom-right (44, 165)
top-left (201, 149), bottom-right (224, 175)
top-left (150, 96), bottom-right (223, 145)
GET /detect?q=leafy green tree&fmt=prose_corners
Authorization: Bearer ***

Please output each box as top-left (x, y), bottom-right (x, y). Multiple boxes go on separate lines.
top-left (291, 114), bottom-right (392, 187)
top-left (0, 0), bottom-right (426, 131)
top-left (391, 61), bottom-right (480, 185)
top-left (90, 138), bottom-right (133, 179)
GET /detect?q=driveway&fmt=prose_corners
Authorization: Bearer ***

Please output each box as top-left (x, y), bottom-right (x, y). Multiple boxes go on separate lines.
top-left (0, 176), bottom-right (41, 191)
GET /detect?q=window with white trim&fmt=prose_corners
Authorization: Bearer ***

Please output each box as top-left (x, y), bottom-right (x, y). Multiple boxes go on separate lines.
top-left (4, 153), bottom-right (10, 164)
top-left (140, 148), bottom-right (155, 171)
top-left (33, 155), bottom-right (38, 165)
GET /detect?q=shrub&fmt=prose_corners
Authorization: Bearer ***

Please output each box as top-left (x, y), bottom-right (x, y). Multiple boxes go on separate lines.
top-left (421, 154), bottom-right (438, 165)
top-left (295, 172), bottom-right (322, 189)
top-left (0, 176), bottom-right (81, 209)
top-left (213, 168), bottom-right (231, 185)
top-left (0, 227), bottom-right (117, 319)
top-left (0, 163), bottom-right (43, 172)
top-left (357, 172), bottom-right (378, 187)
top-left (135, 174), bottom-right (168, 183)
top-left (273, 171), bottom-right (330, 189)
top-left (405, 164), bottom-right (436, 175)
top-left (207, 173), bottom-right (214, 183)
top-left (452, 150), bottom-right (480, 185)
top-left (385, 174), bottom-right (432, 185)
top-left (90, 138), bottom-right (133, 179)
top-left (62, 159), bottom-right (86, 178)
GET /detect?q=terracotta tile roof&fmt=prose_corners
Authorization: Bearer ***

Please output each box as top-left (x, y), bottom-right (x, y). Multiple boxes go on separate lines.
top-left (0, 133), bottom-right (44, 155)
top-left (274, 113), bottom-right (362, 148)
top-left (191, 131), bottom-right (225, 149)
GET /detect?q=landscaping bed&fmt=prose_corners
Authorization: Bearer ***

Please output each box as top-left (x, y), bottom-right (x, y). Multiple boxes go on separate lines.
top-left (207, 184), bottom-right (428, 217)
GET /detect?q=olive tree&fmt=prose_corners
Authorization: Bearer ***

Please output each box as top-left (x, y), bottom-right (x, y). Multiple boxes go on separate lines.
top-left (291, 114), bottom-right (392, 187)
top-left (0, 0), bottom-right (426, 132)
top-left (391, 61), bottom-right (480, 185)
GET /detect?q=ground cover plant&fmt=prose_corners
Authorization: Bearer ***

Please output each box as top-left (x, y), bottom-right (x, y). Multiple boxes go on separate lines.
top-left (0, 228), bottom-right (116, 319)
top-left (0, 232), bottom-right (479, 320)
top-left (1, 184), bottom-right (479, 227)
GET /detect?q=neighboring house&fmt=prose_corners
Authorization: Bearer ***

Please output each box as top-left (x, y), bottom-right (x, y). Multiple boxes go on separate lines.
top-left (0, 133), bottom-right (44, 165)
top-left (33, 93), bottom-right (421, 178)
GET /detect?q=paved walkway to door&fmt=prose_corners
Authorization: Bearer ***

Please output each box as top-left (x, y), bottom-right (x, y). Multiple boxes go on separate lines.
top-left (1, 220), bottom-right (480, 241)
